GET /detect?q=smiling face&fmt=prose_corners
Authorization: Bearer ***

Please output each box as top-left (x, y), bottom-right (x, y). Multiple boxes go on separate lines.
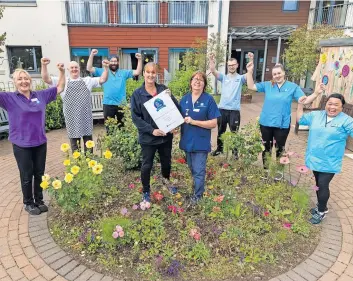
top-left (143, 63), bottom-right (157, 85)
top-left (68, 61), bottom-right (80, 79)
top-left (109, 57), bottom-right (119, 72)
top-left (13, 70), bottom-right (32, 94)
top-left (272, 66), bottom-right (285, 84)
top-left (227, 59), bottom-right (238, 74)
top-left (190, 72), bottom-right (206, 93)
top-left (325, 97), bottom-right (343, 117)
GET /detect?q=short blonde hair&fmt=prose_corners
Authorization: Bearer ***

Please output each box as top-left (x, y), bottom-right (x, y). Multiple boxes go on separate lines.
top-left (12, 69), bottom-right (32, 88)
top-left (144, 62), bottom-right (158, 72)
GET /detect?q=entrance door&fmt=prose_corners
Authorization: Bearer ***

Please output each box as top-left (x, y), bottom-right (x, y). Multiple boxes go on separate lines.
top-left (232, 49), bottom-right (265, 82)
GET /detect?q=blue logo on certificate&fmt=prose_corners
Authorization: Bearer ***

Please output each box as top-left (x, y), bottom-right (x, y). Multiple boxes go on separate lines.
top-left (154, 98), bottom-right (166, 112)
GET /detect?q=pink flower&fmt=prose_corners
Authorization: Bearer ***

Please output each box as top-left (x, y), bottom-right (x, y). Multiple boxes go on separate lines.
top-left (140, 201), bottom-right (151, 211)
top-left (279, 156), bottom-right (290, 165)
top-left (264, 211), bottom-right (270, 217)
top-left (168, 205), bottom-right (178, 214)
top-left (190, 228), bottom-right (198, 237)
top-left (135, 177), bottom-right (141, 182)
top-left (120, 207), bottom-right (128, 216)
top-left (296, 165), bottom-right (309, 174)
top-left (223, 163), bottom-right (229, 169)
top-left (213, 206), bottom-right (221, 213)
top-left (312, 185), bottom-right (319, 191)
top-left (112, 231), bottom-right (119, 239)
top-left (290, 180), bottom-right (298, 186)
top-left (128, 183), bottom-right (135, 189)
top-left (194, 233), bottom-right (201, 241)
top-left (116, 225), bottom-right (123, 232)
top-left (132, 204), bottom-right (139, 210)
top-left (145, 202), bottom-right (151, 209)
top-left (177, 208), bottom-right (184, 213)
top-left (213, 195), bottom-right (225, 203)
top-left (118, 231), bottom-right (125, 238)
top-left (283, 223), bottom-right (292, 230)
top-left (287, 151), bottom-right (295, 157)
top-left (272, 138), bottom-right (276, 145)
top-left (152, 191), bottom-right (164, 202)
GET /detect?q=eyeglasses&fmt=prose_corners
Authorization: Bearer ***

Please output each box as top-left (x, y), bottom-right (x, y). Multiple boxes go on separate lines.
top-left (228, 64), bottom-right (237, 67)
top-left (192, 77), bottom-right (205, 83)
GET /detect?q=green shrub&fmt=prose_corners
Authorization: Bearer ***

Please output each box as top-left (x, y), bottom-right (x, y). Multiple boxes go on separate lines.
top-left (126, 79), bottom-right (144, 103)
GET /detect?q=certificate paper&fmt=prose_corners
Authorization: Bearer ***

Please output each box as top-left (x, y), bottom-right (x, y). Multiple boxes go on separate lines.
top-left (143, 91), bottom-right (184, 133)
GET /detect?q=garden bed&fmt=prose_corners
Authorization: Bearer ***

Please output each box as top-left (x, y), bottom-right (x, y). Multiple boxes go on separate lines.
top-left (45, 132), bottom-right (320, 281)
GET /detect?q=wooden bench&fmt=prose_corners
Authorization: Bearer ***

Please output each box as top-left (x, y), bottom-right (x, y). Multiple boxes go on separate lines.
top-left (0, 108), bottom-right (9, 133)
top-left (91, 92), bottom-right (104, 120)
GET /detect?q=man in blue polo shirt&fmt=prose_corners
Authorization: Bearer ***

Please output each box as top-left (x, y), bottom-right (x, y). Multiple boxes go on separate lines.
top-left (87, 49), bottom-right (143, 127)
top-left (209, 53), bottom-right (252, 157)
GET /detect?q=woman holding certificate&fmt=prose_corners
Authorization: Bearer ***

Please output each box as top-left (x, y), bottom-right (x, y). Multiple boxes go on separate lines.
top-left (131, 62), bottom-right (179, 203)
top-left (179, 71), bottom-right (221, 204)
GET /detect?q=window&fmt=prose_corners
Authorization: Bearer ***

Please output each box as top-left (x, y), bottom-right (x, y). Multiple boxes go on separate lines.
top-left (168, 48), bottom-right (187, 77)
top-left (0, 0), bottom-right (36, 6)
top-left (282, 0), bottom-right (299, 11)
top-left (66, 0), bottom-right (107, 24)
top-left (169, 1), bottom-right (208, 25)
top-left (119, 0), bottom-right (159, 24)
top-left (7, 46), bottom-right (42, 74)
top-left (71, 47), bottom-right (109, 77)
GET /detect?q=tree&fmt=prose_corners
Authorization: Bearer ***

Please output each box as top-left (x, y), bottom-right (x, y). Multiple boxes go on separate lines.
top-left (283, 24), bottom-right (344, 80)
top-left (0, 7), bottom-right (6, 53)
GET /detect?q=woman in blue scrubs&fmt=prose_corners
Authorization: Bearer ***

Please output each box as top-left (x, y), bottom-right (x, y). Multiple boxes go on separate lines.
top-left (246, 58), bottom-right (321, 169)
top-left (179, 71), bottom-right (221, 203)
top-left (297, 93), bottom-right (353, 224)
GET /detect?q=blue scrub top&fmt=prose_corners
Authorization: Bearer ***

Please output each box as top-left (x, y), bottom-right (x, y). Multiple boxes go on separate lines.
top-left (94, 68), bottom-right (133, 106)
top-left (217, 73), bottom-right (246, 111)
top-left (179, 92), bottom-right (221, 152)
top-left (255, 81), bottom-right (304, 128)
top-left (299, 110), bottom-right (353, 174)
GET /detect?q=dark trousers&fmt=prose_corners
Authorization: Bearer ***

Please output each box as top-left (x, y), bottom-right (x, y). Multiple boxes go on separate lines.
top-left (103, 104), bottom-right (124, 128)
top-left (13, 143), bottom-right (47, 205)
top-left (140, 140), bottom-right (172, 193)
top-left (69, 135), bottom-right (93, 153)
top-left (217, 109), bottom-right (241, 152)
top-left (313, 171), bottom-right (335, 213)
top-left (260, 125), bottom-right (290, 168)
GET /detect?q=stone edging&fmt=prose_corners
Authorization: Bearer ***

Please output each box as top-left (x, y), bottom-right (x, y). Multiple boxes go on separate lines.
top-left (28, 201), bottom-right (342, 281)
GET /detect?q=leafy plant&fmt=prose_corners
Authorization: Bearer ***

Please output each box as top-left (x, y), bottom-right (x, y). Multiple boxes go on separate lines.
top-left (186, 242), bottom-right (211, 264)
top-left (266, 199), bottom-right (292, 219)
top-left (0, 7), bottom-right (6, 53)
top-left (284, 24), bottom-right (345, 80)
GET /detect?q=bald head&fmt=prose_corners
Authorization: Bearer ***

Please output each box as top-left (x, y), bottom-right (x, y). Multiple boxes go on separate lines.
top-left (68, 61), bottom-right (80, 79)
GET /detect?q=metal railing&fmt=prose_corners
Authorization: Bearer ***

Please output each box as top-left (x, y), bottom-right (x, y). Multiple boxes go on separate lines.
top-left (309, 3), bottom-right (353, 29)
top-left (62, 0), bottom-right (209, 26)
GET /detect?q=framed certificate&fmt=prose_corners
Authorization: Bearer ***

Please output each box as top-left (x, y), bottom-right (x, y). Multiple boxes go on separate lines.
top-left (143, 91), bottom-right (184, 133)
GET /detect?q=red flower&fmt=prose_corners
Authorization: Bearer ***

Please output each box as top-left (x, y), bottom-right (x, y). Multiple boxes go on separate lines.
top-left (283, 223), bottom-right (292, 230)
top-left (168, 205), bottom-right (178, 214)
top-left (223, 163), bottom-right (229, 169)
top-left (177, 208), bottom-right (184, 213)
top-left (176, 158), bottom-right (186, 164)
top-left (128, 183), bottom-right (135, 189)
top-left (152, 191), bottom-right (164, 202)
top-left (264, 211), bottom-right (270, 217)
top-left (194, 233), bottom-right (201, 241)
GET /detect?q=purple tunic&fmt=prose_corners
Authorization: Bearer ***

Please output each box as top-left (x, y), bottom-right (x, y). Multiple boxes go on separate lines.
top-left (0, 87), bottom-right (57, 147)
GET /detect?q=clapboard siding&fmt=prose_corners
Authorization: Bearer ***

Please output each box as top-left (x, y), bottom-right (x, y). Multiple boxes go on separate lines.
top-left (229, 1), bottom-right (310, 27)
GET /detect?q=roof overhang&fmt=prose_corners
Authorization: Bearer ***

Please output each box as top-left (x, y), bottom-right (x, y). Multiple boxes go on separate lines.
top-left (228, 25), bottom-right (298, 40)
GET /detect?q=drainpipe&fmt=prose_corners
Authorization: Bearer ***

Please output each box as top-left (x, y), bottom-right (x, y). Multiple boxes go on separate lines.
top-left (214, 0), bottom-right (222, 95)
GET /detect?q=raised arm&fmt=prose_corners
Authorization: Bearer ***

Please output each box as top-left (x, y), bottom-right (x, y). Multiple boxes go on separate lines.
top-left (246, 53), bottom-right (257, 91)
top-left (99, 60), bottom-right (110, 84)
top-left (133, 53), bottom-right (142, 76)
top-left (41, 57), bottom-right (52, 85)
top-left (209, 53), bottom-right (221, 80)
top-left (56, 63), bottom-right (65, 95)
top-left (87, 49), bottom-right (98, 74)
top-left (299, 82), bottom-right (325, 105)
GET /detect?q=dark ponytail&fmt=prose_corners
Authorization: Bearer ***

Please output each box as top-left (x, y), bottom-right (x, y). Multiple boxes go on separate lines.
top-left (327, 93), bottom-right (345, 106)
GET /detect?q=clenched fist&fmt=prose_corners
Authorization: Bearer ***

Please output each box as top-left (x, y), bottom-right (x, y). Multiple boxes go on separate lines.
top-left (135, 53), bottom-right (142, 60)
top-left (91, 49), bottom-right (98, 56)
top-left (102, 59), bottom-right (110, 68)
top-left (41, 57), bottom-right (50, 65)
top-left (57, 63), bottom-right (65, 72)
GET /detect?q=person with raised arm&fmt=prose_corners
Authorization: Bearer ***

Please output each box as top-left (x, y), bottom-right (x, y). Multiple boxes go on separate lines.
top-left (41, 58), bottom-right (109, 152)
top-left (0, 62), bottom-right (65, 215)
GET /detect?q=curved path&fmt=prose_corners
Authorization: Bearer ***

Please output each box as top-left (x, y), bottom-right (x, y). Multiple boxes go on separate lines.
top-left (1, 94), bottom-right (353, 281)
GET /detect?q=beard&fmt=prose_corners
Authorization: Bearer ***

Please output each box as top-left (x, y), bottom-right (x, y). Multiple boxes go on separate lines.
top-left (109, 64), bottom-right (119, 72)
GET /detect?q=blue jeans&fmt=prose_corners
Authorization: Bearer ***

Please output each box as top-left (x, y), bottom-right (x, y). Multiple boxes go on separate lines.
top-left (186, 152), bottom-right (208, 199)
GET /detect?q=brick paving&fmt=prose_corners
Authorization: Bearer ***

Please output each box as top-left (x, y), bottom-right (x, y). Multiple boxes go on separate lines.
top-left (1, 93), bottom-right (353, 281)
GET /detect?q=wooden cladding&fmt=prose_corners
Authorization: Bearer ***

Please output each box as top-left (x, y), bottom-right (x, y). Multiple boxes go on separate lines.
top-left (229, 1), bottom-right (311, 27)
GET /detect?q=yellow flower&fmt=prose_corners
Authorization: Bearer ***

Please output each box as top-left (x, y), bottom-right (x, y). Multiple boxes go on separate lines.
top-left (175, 193), bottom-right (182, 199)
top-left (320, 53), bottom-right (327, 64)
top-left (71, 165), bottom-right (80, 175)
top-left (103, 150), bottom-right (112, 159)
top-left (85, 140), bottom-right (95, 149)
top-left (60, 143), bottom-right (70, 153)
top-left (64, 173), bottom-right (74, 183)
top-left (208, 185), bottom-right (214, 190)
top-left (63, 159), bottom-right (71, 166)
top-left (42, 174), bottom-right (50, 182)
top-left (40, 181), bottom-right (49, 190)
top-left (88, 160), bottom-right (97, 168)
top-left (72, 151), bottom-right (81, 159)
top-left (52, 180), bottom-right (62, 190)
top-left (92, 164), bottom-right (103, 175)
top-left (86, 158), bottom-right (91, 162)
top-left (177, 201), bottom-right (182, 206)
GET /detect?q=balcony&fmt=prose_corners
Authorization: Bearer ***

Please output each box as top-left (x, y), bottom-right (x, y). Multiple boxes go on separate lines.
top-left (62, 0), bottom-right (209, 27)
top-left (309, 3), bottom-right (353, 29)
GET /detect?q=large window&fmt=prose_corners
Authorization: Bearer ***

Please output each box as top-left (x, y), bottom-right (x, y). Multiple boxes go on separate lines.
top-left (169, 1), bottom-right (208, 25)
top-left (66, 0), bottom-right (107, 24)
top-left (7, 46), bottom-right (42, 74)
top-left (71, 47), bottom-right (109, 77)
top-left (119, 0), bottom-right (159, 24)
top-left (168, 48), bottom-right (187, 77)
top-left (282, 0), bottom-right (299, 11)
top-left (0, 0), bottom-right (36, 6)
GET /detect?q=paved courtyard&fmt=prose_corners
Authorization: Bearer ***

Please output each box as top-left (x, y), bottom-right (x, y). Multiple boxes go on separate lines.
top-left (1, 93), bottom-right (353, 281)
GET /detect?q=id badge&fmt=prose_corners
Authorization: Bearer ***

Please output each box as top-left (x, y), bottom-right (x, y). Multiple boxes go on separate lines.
top-left (193, 108), bottom-right (200, 112)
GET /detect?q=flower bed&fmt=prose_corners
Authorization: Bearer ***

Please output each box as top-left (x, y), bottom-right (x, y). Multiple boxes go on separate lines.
top-left (45, 127), bottom-right (320, 281)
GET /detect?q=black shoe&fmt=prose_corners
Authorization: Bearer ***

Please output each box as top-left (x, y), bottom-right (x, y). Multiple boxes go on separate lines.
top-left (24, 204), bottom-right (41, 215)
top-left (35, 203), bottom-right (48, 213)
top-left (211, 150), bottom-right (222, 156)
